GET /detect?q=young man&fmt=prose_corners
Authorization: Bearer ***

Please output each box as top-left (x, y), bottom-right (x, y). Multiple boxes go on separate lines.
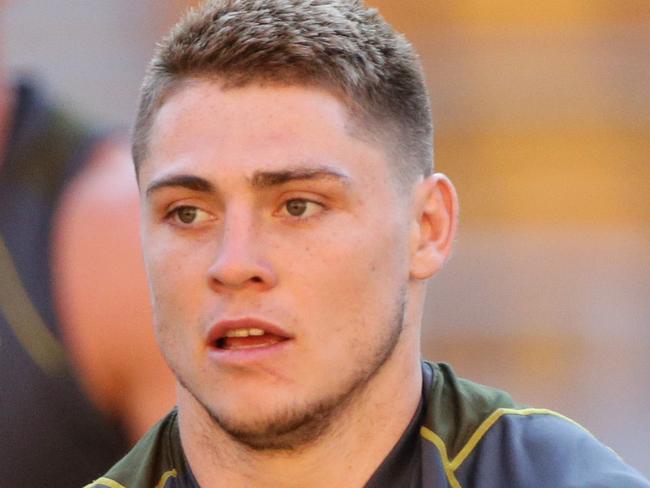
top-left (87, 1), bottom-right (649, 486)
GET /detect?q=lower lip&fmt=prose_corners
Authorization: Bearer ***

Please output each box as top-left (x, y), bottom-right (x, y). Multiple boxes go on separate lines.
top-left (207, 339), bottom-right (292, 365)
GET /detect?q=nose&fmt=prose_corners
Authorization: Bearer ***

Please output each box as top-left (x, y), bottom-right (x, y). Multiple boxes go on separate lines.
top-left (207, 210), bottom-right (277, 291)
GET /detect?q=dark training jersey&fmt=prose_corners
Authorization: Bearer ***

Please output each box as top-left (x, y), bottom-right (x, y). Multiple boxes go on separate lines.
top-left (86, 362), bottom-right (649, 488)
top-left (0, 81), bottom-right (129, 487)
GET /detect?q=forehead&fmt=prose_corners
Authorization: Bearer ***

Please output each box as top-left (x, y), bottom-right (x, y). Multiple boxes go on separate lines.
top-left (140, 80), bottom-right (393, 188)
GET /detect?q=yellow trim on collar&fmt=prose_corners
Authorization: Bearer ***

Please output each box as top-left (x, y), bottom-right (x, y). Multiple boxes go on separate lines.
top-left (419, 426), bottom-right (462, 488)
top-left (155, 469), bottom-right (178, 488)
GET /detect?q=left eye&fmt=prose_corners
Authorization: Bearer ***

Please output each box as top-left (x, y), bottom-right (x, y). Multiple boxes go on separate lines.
top-left (282, 199), bottom-right (323, 218)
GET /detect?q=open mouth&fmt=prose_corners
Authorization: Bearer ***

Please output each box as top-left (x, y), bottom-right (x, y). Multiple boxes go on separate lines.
top-left (208, 319), bottom-right (292, 352)
top-left (214, 328), bottom-right (289, 351)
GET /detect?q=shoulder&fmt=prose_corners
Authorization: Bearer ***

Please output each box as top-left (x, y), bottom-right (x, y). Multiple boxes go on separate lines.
top-left (455, 409), bottom-right (649, 487)
top-left (84, 410), bottom-right (184, 488)
top-left (420, 362), bottom-right (649, 487)
top-left (420, 362), bottom-right (520, 459)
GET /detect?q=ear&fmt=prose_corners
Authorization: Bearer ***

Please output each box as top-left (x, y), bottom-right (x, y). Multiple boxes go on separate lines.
top-left (409, 173), bottom-right (458, 280)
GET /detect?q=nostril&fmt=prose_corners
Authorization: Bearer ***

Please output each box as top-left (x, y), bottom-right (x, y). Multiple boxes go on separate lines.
top-left (251, 276), bottom-right (263, 283)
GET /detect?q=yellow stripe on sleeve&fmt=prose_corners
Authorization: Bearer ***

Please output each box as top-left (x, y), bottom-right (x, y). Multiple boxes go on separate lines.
top-left (450, 408), bottom-right (590, 470)
top-left (83, 468), bottom-right (177, 488)
top-left (83, 477), bottom-right (127, 488)
top-left (420, 406), bottom-right (596, 486)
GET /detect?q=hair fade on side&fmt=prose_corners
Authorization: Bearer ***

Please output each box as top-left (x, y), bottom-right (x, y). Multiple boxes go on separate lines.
top-left (133, 0), bottom-right (433, 182)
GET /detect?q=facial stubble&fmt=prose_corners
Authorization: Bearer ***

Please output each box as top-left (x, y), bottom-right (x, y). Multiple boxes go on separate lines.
top-left (178, 290), bottom-right (408, 452)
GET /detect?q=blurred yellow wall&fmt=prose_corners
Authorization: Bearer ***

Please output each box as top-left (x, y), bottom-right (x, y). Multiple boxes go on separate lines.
top-left (364, 0), bottom-right (650, 472)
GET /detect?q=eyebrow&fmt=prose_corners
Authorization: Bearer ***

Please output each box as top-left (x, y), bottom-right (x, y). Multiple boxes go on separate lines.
top-left (145, 165), bottom-right (351, 198)
top-left (146, 174), bottom-right (215, 197)
top-left (250, 166), bottom-right (351, 189)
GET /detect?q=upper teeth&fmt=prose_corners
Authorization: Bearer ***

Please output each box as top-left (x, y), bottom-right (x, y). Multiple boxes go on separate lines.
top-left (225, 328), bottom-right (265, 338)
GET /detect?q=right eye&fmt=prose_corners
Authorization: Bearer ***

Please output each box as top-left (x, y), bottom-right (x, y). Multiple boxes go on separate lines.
top-left (168, 206), bottom-right (213, 225)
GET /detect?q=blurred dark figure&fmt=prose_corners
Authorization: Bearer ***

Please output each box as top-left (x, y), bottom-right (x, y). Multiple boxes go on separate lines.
top-left (0, 20), bottom-right (175, 488)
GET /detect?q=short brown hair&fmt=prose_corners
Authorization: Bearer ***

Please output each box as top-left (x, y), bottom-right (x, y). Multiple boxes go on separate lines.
top-left (133, 0), bottom-right (433, 182)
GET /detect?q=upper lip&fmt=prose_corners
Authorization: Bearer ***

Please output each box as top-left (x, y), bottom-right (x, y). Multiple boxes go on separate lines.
top-left (206, 318), bottom-right (293, 346)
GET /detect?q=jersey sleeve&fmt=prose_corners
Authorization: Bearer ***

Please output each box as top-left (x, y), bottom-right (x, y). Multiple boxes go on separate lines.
top-left (454, 410), bottom-right (650, 488)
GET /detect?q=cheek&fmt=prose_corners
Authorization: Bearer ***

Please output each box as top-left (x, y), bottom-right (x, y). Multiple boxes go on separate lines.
top-left (338, 221), bottom-right (409, 278)
top-left (145, 247), bottom-right (205, 365)
top-left (287, 224), bottom-right (409, 329)
top-left (144, 225), bottom-right (212, 281)
top-left (143, 238), bottom-right (210, 322)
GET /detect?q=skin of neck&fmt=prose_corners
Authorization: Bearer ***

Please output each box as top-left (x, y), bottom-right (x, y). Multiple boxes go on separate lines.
top-left (179, 283), bottom-right (427, 488)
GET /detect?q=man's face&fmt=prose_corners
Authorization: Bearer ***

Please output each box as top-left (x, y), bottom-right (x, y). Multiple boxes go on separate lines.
top-left (139, 80), bottom-right (419, 449)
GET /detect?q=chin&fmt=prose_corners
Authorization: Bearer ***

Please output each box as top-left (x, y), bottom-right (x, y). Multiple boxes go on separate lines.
top-left (177, 368), bottom-right (355, 451)
top-left (195, 347), bottom-right (395, 451)
top-left (208, 404), bottom-right (337, 451)
top-left (175, 374), bottom-right (322, 450)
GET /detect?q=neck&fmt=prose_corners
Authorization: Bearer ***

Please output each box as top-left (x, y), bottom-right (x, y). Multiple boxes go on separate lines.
top-left (179, 328), bottom-right (423, 488)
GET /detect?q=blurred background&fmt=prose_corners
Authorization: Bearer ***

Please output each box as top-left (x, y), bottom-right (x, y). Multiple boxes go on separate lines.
top-left (5, 0), bottom-right (648, 476)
